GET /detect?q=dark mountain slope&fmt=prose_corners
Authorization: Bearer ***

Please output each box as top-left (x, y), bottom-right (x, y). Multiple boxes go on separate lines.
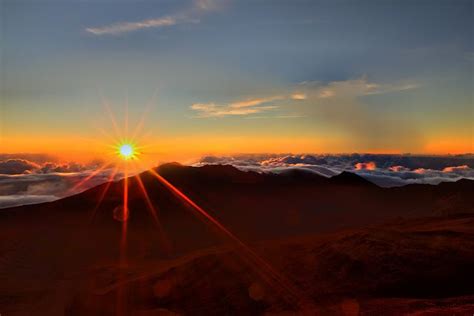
top-left (68, 213), bottom-right (474, 315)
top-left (0, 163), bottom-right (473, 315)
top-left (2, 163), bottom-right (473, 256)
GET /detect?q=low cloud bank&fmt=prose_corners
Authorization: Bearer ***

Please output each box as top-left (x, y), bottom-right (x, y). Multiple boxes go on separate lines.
top-left (0, 156), bottom-right (122, 209)
top-left (193, 154), bottom-right (474, 187)
top-left (0, 195), bottom-right (58, 209)
top-left (2, 153), bottom-right (473, 209)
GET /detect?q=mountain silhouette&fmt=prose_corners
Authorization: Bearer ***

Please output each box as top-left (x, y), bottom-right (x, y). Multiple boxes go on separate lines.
top-left (1, 163), bottom-right (473, 315)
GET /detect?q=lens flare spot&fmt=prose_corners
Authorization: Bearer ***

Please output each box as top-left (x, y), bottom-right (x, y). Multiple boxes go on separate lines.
top-left (113, 205), bottom-right (129, 222)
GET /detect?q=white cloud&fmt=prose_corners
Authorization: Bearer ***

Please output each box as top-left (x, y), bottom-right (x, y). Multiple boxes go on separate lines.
top-left (0, 157), bottom-right (123, 209)
top-left (85, 0), bottom-right (222, 36)
top-left (298, 77), bottom-right (418, 99)
top-left (191, 100), bottom-right (279, 117)
top-left (86, 17), bottom-right (178, 35)
top-left (364, 82), bottom-right (419, 95)
top-left (195, 0), bottom-right (220, 11)
top-left (291, 93), bottom-right (307, 100)
top-left (229, 96), bottom-right (284, 108)
top-left (318, 89), bottom-right (335, 98)
top-left (189, 76), bottom-right (420, 141)
top-left (191, 91), bottom-right (308, 118)
top-left (194, 154), bottom-right (474, 187)
top-left (0, 195), bottom-right (58, 209)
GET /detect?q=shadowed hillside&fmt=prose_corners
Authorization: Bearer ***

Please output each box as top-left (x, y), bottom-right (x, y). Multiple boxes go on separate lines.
top-left (0, 163), bottom-right (473, 315)
top-left (67, 214), bottom-right (474, 315)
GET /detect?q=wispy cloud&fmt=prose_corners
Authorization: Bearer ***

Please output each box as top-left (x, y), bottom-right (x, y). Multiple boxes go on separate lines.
top-left (86, 0), bottom-right (221, 36)
top-left (243, 114), bottom-right (305, 120)
top-left (230, 96), bottom-right (284, 108)
top-left (191, 101), bottom-right (279, 118)
top-left (291, 93), bottom-right (307, 100)
top-left (86, 17), bottom-right (178, 36)
top-left (194, 0), bottom-right (220, 11)
top-left (298, 77), bottom-right (418, 99)
top-left (190, 77), bottom-right (418, 121)
top-left (364, 82), bottom-right (419, 95)
top-left (191, 93), bottom-right (306, 118)
top-left (318, 89), bottom-right (335, 98)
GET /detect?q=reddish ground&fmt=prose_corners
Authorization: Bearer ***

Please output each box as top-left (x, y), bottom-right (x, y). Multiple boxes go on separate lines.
top-left (1, 164), bottom-right (473, 315)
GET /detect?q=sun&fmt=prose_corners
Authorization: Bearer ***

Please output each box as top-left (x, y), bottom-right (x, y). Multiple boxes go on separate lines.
top-left (117, 142), bottom-right (137, 160)
top-left (119, 144), bottom-right (134, 159)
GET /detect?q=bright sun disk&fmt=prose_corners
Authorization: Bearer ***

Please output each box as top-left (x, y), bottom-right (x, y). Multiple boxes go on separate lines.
top-left (118, 143), bottom-right (135, 160)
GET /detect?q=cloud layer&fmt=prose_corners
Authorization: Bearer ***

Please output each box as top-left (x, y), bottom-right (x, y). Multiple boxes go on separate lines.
top-left (3, 153), bottom-right (472, 209)
top-left (189, 77), bottom-right (420, 152)
top-left (0, 159), bottom-right (40, 174)
top-left (193, 154), bottom-right (474, 187)
top-left (0, 157), bottom-right (122, 209)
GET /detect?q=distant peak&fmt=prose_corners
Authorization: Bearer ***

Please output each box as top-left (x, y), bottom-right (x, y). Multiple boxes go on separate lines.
top-left (153, 163), bottom-right (262, 184)
top-left (154, 162), bottom-right (184, 171)
top-left (330, 171), bottom-right (376, 186)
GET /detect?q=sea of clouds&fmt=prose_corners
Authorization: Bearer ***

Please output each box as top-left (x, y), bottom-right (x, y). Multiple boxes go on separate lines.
top-left (0, 154), bottom-right (122, 209)
top-left (1, 153), bottom-right (473, 209)
top-left (193, 153), bottom-right (474, 188)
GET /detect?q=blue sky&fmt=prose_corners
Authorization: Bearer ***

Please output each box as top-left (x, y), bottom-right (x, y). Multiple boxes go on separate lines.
top-left (1, 0), bottom-right (473, 159)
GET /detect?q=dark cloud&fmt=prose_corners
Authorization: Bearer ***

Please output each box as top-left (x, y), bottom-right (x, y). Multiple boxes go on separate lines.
top-left (0, 159), bottom-right (40, 174)
top-left (0, 153), bottom-right (57, 164)
top-left (38, 162), bottom-right (89, 173)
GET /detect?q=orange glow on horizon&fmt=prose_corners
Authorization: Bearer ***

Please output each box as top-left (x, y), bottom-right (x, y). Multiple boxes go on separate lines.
top-left (3, 133), bottom-right (472, 163)
top-left (424, 136), bottom-right (473, 155)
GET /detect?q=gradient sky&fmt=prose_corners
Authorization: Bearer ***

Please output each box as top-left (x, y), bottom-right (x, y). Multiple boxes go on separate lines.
top-left (1, 0), bottom-right (473, 162)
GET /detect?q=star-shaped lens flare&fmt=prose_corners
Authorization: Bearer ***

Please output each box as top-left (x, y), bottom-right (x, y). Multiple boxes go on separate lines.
top-left (82, 94), bottom-right (307, 311)
top-left (117, 142), bottom-right (137, 160)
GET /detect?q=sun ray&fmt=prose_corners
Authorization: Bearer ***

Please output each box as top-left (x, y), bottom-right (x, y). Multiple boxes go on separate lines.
top-left (95, 126), bottom-right (120, 145)
top-left (94, 95), bottom-right (154, 316)
top-left (135, 174), bottom-right (172, 253)
top-left (130, 91), bottom-right (158, 142)
top-left (85, 96), bottom-right (312, 312)
top-left (67, 162), bottom-right (112, 195)
top-left (124, 91), bottom-right (129, 138)
top-left (147, 168), bottom-right (309, 307)
top-left (100, 92), bottom-right (123, 140)
top-left (76, 135), bottom-right (110, 147)
top-left (89, 166), bottom-right (119, 223)
top-left (116, 163), bottom-right (129, 316)
top-left (122, 163), bottom-right (129, 251)
top-left (123, 166), bottom-right (129, 230)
